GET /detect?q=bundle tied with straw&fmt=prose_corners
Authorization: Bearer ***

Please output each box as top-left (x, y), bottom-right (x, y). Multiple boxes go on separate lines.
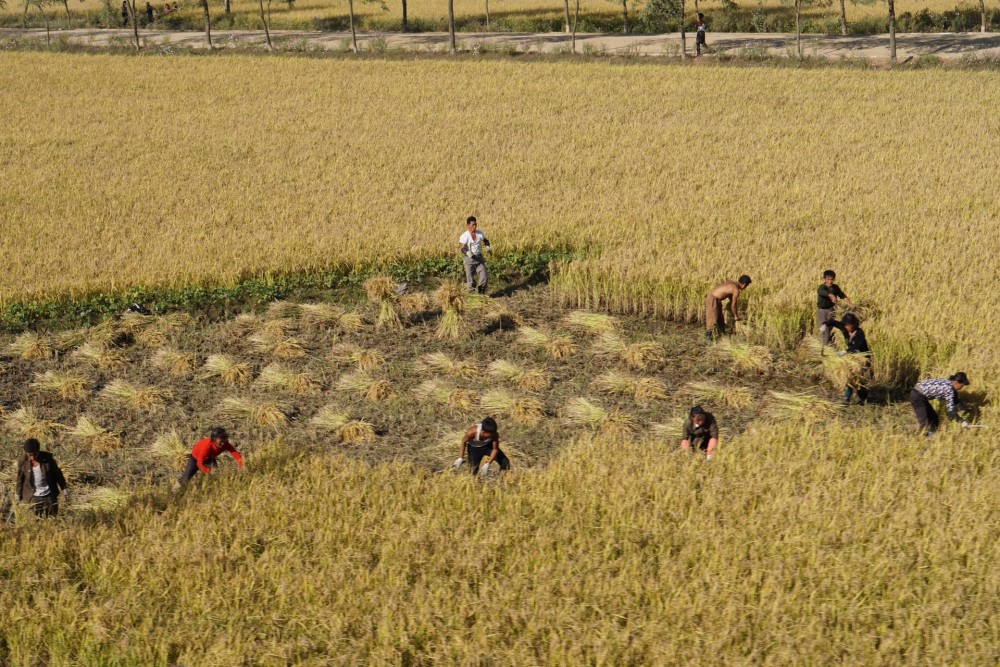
top-left (365, 276), bottom-right (403, 333)
top-left (436, 282), bottom-right (467, 341)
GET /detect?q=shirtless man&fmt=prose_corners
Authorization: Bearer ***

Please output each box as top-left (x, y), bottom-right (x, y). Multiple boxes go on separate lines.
top-left (705, 275), bottom-right (751, 340)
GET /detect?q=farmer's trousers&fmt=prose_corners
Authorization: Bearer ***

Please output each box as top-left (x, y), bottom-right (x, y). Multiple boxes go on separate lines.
top-left (29, 494), bottom-right (58, 518)
top-left (464, 257), bottom-right (488, 293)
top-left (817, 307), bottom-right (834, 346)
top-left (705, 294), bottom-right (725, 336)
top-left (696, 31), bottom-right (706, 55)
top-left (910, 389), bottom-right (939, 433)
top-left (468, 445), bottom-right (510, 475)
top-left (178, 455), bottom-right (216, 485)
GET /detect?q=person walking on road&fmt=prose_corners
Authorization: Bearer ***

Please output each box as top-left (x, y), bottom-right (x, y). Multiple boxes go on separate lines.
top-left (458, 216), bottom-right (492, 295)
top-left (178, 427), bottom-right (244, 485)
top-left (15, 439), bottom-right (69, 518)
top-left (454, 417), bottom-right (510, 477)
top-left (145, 1), bottom-right (154, 23)
top-left (680, 405), bottom-right (719, 459)
top-left (696, 13), bottom-right (708, 56)
top-left (121, 0), bottom-right (130, 25)
top-left (817, 269), bottom-right (855, 346)
top-left (910, 372), bottom-right (971, 436)
top-left (705, 275), bottom-right (751, 340)
top-left (823, 312), bottom-right (870, 404)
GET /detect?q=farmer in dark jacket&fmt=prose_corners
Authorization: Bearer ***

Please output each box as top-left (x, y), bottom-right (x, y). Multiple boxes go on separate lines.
top-left (680, 405), bottom-right (719, 460)
top-left (15, 439), bottom-right (68, 517)
top-left (823, 312), bottom-right (871, 404)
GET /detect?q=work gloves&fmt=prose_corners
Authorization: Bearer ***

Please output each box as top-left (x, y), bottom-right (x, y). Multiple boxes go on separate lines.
top-left (453, 458), bottom-right (465, 470)
top-left (479, 464), bottom-right (491, 477)
top-left (961, 421), bottom-right (970, 429)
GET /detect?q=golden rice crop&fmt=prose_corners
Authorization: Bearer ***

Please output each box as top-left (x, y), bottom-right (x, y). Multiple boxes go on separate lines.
top-left (256, 363), bottom-right (321, 395)
top-left (68, 415), bottom-right (124, 453)
top-left (336, 371), bottom-right (393, 402)
top-left (30, 370), bottom-right (90, 401)
top-left (311, 405), bottom-right (376, 444)
top-left (415, 379), bottom-right (480, 410)
top-left (562, 397), bottom-right (636, 435)
top-left (398, 291), bottom-right (432, 316)
top-left (486, 359), bottom-right (550, 391)
top-left (298, 302), bottom-right (344, 331)
top-left (435, 283), bottom-right (467, 341)
top-left (329, 343), bottom-right (384, 371)
top-left (562, 310), bottom-right (619, 333)
top-left (217, 397), bottom-right (290, 428)
top-left (72, 342), bottom-right (126, 372)
top-left (414, 352), bottom-right (477, 379)
top-left (67, 486), bottom-right (130, 512)
top-left (798, 337), bottom-right (871, 391)
top-left (679, 381), bottom-right (754, 409)
top-left (9, 332), bottom-right (52, 360)
top-left (479, 389), bottom-right (545, 425)
top-left (591, 371), bottom-right (667, 403)
top-left (711, 338), bottom-right (774, 374)
top-left (517, 326), bottom-right (577, 359)
top-left (100, 379), bottom-right (171, 411)
top-left (4, 406), bottom-right (62, 441)
top-left (201, 354), bottom-right (252, 385)
top-left (150, 347), bottom-right (196, 377)
top-left (591, 332), bottom-right (665, 370)
top-left (266, 300), bottom-right (300, 320)
top-left (766, 391), bottom-right (842, 423)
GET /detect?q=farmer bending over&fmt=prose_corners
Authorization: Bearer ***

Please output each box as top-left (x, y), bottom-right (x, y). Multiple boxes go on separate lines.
top-left (823, 312), bottom-right (870, 404)
top-left (458, 216), bottom-right (492, 295)
top-left (817, 269), bottom-right (855, 347)
top-left (909, 372), bottom-right (970, 436)
top-left (705, 275), bottom-right (751, 340)
top-left (16, 439), bottom-right (69, 517)
top-left (455, 417), bottom-right (510, 477)
top-left (680, 405), bottom-right (719, 460)
top-left (179, 427), bottom-right (244, 485)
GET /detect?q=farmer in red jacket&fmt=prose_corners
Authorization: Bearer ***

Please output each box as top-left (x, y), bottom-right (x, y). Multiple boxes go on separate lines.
top-left (178, 427), bottom-right (244, 485)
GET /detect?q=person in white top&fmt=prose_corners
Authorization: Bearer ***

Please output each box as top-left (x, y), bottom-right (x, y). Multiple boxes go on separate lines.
top-left (453, 417), bottom-right (511, 477)
top-left (15, 438), bottom-right (69, 517)
top-left (458, 216), bottom-right (492, 295)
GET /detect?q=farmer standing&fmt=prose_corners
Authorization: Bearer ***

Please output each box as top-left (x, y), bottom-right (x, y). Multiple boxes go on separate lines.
top-left (696, 12), bottom-right (708, 56)
top-left (817, 269), bottom-right (855, 346)
top-left (705, 275), bottom-right (751, 340)
top-left (121, 0), bottom-right (130, 25)
top-left (823, 312), bottom-right (871, 404)
top-left (909, 372), bottom-right (971, 436)
top-left (458, 216), bottom-right (492, 295)
top-left (15, 439), bottom-right (69, 517)
top-left (680, 406), bottom-right (719, 459)
top-left (178, 427), bottom-right (244, 485)
top-left (454, 417), bottom-right (511, 477)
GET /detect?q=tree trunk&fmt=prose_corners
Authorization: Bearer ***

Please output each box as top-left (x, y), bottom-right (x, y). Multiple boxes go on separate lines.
top-left (887, 0), bottom-right (896, 66)
top-left (224, 0), bottom-right (230, 17)
top-left (838, 0), bottom-right (847, 35)
top-left (258, 0), bottom-right (272, 49)
top-left (693, 0), bottom-right (698, 15)
top-left (571, 0), bottom-right (579, 51)
top-left (484, 0), bottom-right (488, 29)
top-left (978, 0), bottom-right (986, 31)
top-left (563, 0), bottom-right (570, 33)
top-left (201, 0), bottom-right (212, 48)
top-left (130, 0), bottom-right (141, 50)
top-left (448, 0), bottom-right (456, 53)
top-left (43, 8), bottom-right (50, 44)
top-left (621, 0), bottom-right (628, 33)
top-left (22, 0), bottom-right (29, 29)
top-left (62, 0), bottom-right (71, 29)
top-left (348, 0), bottom-right (357, 52)
top-left (401, 0), bottom-right (407, 30)
top-left (679, 0), bottom-right (686, 59)
top-left (795, 0), bottom-right (801, 60)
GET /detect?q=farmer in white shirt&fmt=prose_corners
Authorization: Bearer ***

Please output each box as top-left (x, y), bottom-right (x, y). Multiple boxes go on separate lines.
top-left (458, 216), bottom-right (492, 295)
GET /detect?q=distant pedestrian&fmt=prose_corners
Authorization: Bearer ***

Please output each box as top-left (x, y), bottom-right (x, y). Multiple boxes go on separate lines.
top-left (178, 427), bottom-right (244, 485)
top-left (163, 2), bottom-right (171, 12)
top-left (910, 372), bottom-right (970, 436)
top-left (696, 12), bottom-right (707, 56)
top-left (817, 269), bottom-right (854, 346)
top-left (458, 216), bottom-right (492, 295)
top-left (823, 312), bottom-right (870, 404)
top-left (680, 405), bottom-right (718, 459)
top-left (145, 1), bottom-right (153, 23)
top-left (454, 417), bottom-right (510, 477)
top-left (15, 439), bottom-right (69, 518)
top-left (172, 2), bottom-right (178, 10)
top-left (121, 0), bottom-right (130, 25)
top-left (704, 275), bottom-right (751, 340)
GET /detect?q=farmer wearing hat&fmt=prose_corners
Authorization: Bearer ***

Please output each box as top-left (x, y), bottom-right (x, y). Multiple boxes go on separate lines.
top-left (822, 312), bottom-right (871, 404)
top-left (680, 406), bottom-right (719, 460)
top-left (910, 373), bottom-right (971, 435)
top-left (15, 439), bottom-right (69, 517)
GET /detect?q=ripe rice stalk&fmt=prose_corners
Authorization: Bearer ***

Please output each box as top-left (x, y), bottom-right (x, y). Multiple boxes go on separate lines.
top-left (4, 407), bottom-right (62, 441)
top-left (436, 308), bottom-right (465, 341)
top-left (415, 352), bottom-right (477, 379)
top-left (256, 363), bottom-right (321, 395)
top-left (376, 300), bottom-right (403, 332)
top-left (329, 343), bottom-right (384, 371)
top-left (767, 391), bottom-right (842, 423)
top-left (679, 381), bottom-right (754, 409)
top-left (336, 419), bottom-right (376, 445)
top-left (485, 299), bottom-right (523, 330)
top-left (54, 329), bottom-right (87, 353)
top-left (299, 302), bottom-right (344, 330)
top-left (151, 429), bottom-right (190, 469)
top-left (518, 326), bottom-right (576, 359)
top-left (563, 310), bottom-right (620, 333)
top-left (72, 342), bottom-right (126, 372)
top-left (10, 332), bottom-right (52, 361)
top-left (711, 339), bottom-right (773, 374)
top-left (562, 397), bottom-right (636, 435)
top-left (259, 318), bottom-right (295, 339)
top-left (797, 337), bottom-right (869, 391)
top-left (85, 319), bottom-right (120, 346)
top-left (336, 371), bottom-right (393, 402)
top-left (480, 389), bottom-right (544, 425)
top-left (68, 415), bottom-right (123, 453)
top-left (650, 417), bottom-right (687, 442)
top-left (311, 405), bottom-right (349, 431)
top-left (364, 275), bottom-right (397, 302)
top-left (435, 282), bottom-right (466, 314)
top-left (486, 359), bottom-right (549, 391)
top-left (151, 347), bottom-right (196, 377)
top-left (217, 397), bottom-right (290, 428)
top-left (416, 379), bottom-right (480, 410)
top-left (249, 333), bottom-right (307, 359)
top-left (592, 332), bottom-right (664, 370)
top-left (201, 354), bottom-right (252, 385)
top-left (398, 292), bottom-right (431, 316)
top-left (31, 371), bottom-right (89, 401)
top-left (266, 300), bottom-right (300, 319)
top-left (101, 380), bottom-right (170, 411)
top-left (592, 371), bottom-right (667, 403)
top-left (70, 487), bottom-right (130, 512)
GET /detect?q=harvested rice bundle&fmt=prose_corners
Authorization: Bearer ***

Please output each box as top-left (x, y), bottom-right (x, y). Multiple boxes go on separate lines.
top-left (72, 342), bottom-right (126, 372)
top-left (711, 339), bottom-right (773, 374)
top-left (266, 300), bottom-right (300, 320)
top-left (517, 326), bottom-right (576, 359)
top-left (9, 332), bottom-right (52, 361)
top-left (311, 405), bottom-right (376, 444)
top-left (591, 371), bottom-right (667, 403)
top-left (485, 299), bottom-right (523, 330)
top-left (329, 343), bottom-right (384, 371)
top-left (217, 397), bottom-right (290, 428)
top-left (486, 359), bottom-right (550, 391)
top-left (31, 371), bottom-right (90, 401)
top-left (414, 352), bottom-right (477, 379)
top-left (337, 371), bottom-right (393, 402)
top-left (591, 332), bottom-right (664, 370)
top-left (766, 391), bottom-right (841, 423)
top-left (151, 347), bottom-right (196, 377)
top-left (480, 389), bottom-right (545, 425)
top-left (398, 292), bottom-right (432, 316)
top-left (562, 397), bottom-right (636, 436)
top-left (100, 380), bottom-right (170, 411)
top-left (435, 282), bottom-right (467, 341)
top-left (679, 381), bottom-right (754, 409)
top-left (415, 379), bottom-right (480, 410)
top-left (201, 354), bottom-right (252, 385)
top-left (256, 363), bottom-right (321, 395)
top-left (68, 415), bottom-right (123, 453)
top-left (4, 407), bottom-right (62, 441)
top-left (562, 310), bottom-right (619, 333)
top-left (249, 332), bottom-right (307, 359)
top-left (151, 429), bottom-right (190, 469)
top-left (365, 276), bottom-right (403, 332)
